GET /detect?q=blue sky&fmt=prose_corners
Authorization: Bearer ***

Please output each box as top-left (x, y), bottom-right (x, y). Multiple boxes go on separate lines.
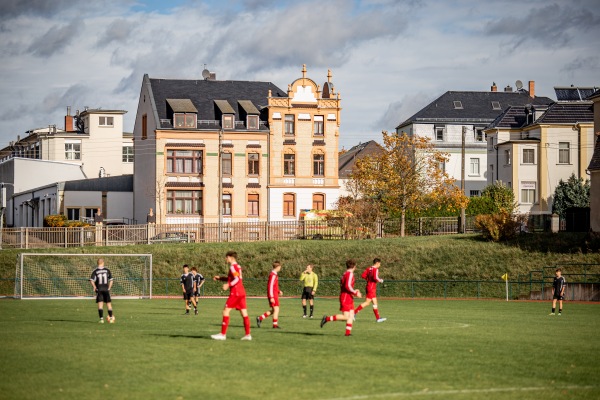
top-left (0, 0), bottom-right (598, 149)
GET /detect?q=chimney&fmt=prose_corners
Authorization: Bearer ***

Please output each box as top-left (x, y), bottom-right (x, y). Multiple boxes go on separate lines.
top-left (491, 82), bottom-right (497, 92)
top-left (504, 85), bottom-right (513, 92)
top-left (209, 72), bottom-right (216, 80)
top-left (65, 106), bottom-right (74, 131)
top-left (528, 80), bottom-right (535, 98)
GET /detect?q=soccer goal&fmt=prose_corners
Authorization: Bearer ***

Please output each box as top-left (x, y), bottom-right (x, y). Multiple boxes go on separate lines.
top-left (15, 253), bottom-right (152, 299)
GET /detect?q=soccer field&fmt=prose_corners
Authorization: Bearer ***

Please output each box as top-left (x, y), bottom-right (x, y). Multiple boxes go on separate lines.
top-left (0, 298), bottom-right (598, 400)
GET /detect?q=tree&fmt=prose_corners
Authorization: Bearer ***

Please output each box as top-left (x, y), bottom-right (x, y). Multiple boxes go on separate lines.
top-left (349, 131), bottom-right (468, 236)
top-left (552, 174), bottom-right (590, 219)
top-left (481, 181), bottom-right (515, 213)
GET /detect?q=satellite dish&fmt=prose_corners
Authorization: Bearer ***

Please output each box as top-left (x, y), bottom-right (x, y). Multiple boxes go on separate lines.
top-left (515, 80), bottom-right (523, 90)
top-left (202, 69), bottom-right (211, 80)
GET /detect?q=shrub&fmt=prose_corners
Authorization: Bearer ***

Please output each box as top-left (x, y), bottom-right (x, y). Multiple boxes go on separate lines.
top-left (466, 196), bottom-right (495, 216)
top-left (44, 214), bottom-right (68, 227)
top-left (475, 210), bottom-right (523, 242)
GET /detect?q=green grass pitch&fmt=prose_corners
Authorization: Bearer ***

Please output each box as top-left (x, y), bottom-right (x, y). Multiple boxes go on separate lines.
top-left (0, 298), bottom-right (598, 400)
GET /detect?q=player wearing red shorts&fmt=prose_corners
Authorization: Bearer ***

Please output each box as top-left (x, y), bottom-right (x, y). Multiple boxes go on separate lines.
top-left (211, 251), bottom-right (252, 341)
top-left (256, 261), bottom-right (283, 329)
top-left (354, 258), bottom-right (386, 322)
top-left (320, 259), bottom-right (362, 336)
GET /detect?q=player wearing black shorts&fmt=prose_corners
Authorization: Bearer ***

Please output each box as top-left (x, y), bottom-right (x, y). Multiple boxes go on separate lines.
top-left (191, 267), bottom-right (205, 311)
top-left (90, 258), bottom-right (115, 323)
top-left (550, 268), bottom-right (566, 316)
top-left (299, 264), bottom-right (319, 318)
top-left (180, 265), bottom-right (197, 315)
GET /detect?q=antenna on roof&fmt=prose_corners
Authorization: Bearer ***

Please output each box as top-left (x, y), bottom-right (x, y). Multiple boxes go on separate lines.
top-left (515, 80), bottom-right (523, 90)
top-left (202, 66), bottom-right (211, 80)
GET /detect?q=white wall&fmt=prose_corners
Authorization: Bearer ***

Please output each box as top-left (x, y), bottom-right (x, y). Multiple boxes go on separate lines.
top-left (268, 187), bottom-right (340, 221)
top-left (12, 185), bottom-right (59, 227)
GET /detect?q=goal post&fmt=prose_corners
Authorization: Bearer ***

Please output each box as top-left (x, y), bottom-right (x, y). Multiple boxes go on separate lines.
top-left (15, 253), bottom-right (152, 299)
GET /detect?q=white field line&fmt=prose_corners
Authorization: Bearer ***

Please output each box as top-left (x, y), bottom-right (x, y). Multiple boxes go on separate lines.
top-left (322, 385), bottom-right (596, 400)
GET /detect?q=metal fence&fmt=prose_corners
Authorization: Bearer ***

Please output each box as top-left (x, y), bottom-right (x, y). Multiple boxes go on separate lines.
top-left (0, 217), bottom-right (477, 249)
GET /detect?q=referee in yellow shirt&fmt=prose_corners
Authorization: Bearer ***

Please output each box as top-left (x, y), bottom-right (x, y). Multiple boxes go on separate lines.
top-left (299, 264), bottom-right (319, 318)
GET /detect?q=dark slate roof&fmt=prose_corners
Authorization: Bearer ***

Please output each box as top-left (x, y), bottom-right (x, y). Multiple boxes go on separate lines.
top-left (338, 141), bottom-right (383, 178)
top-left (396, 90), bottom-right (554, 129)
top-left (535, 102), bottom-right (593, 124)
top-left (148, 76), bottom-right (286, 129)
top-left (166, 99), bottom-right (197, 113)
top-left (588, 89), bottom-right (600, 100)
top-left (588, 135), bottom-right (600, 171)
top-left (554, 86), bottom-right (599, 101)
top-left (64, 175), bottom-right (133, 192)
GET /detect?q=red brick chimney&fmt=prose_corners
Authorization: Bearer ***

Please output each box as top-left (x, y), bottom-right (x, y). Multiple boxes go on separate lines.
top-left (528, 80), bottom-right (535, 98)
top-left (491, 82), bottom-right (497, 92)
top-left (65, 106), bottom-right (73, 131)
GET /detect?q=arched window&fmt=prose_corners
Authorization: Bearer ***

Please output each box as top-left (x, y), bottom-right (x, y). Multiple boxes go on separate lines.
top-left (312, 193), bottom-right (325, 210)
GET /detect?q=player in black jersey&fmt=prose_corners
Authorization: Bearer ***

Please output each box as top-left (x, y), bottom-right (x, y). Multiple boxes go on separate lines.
top-left (180, 265), bottom-right (197, 315)
top-left (90, 258), bottom-right (115, 323)
top-left (191, 267), bottom-right (205, 313)
top-left (550, 268), bottom-right (566, 316)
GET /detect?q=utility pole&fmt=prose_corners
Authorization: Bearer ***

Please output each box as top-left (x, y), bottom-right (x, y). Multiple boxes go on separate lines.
top-left (460, 126), bottom-right (466, 234)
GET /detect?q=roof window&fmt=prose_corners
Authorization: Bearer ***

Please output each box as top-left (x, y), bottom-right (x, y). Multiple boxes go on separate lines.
top-left (453, 101), bottom-right (463, 109)
top-left (491, 101), bottom-right (501, 110)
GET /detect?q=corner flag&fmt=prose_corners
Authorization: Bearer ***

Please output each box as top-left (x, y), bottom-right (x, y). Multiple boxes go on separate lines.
top-left (501, 273), bottom-right (508, 281)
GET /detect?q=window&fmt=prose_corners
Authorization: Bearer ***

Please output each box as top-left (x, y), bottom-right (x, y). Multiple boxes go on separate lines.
top-left (469, 158), bottom-right (480, 175)
top-left (247, 194), bottom-right (259, 216)
top-left (222, 152), bottom-right (232, 176)
top-left (67, 208), bottom-right (80, 221)
top-left (558, 142), bottom-right (570, 164)
top-left (312, 193), bottom-right (325, 210)
top-left (222, 114), bottom-right (234, 130)
top-left (469, 190), bottom-right (481, 197)
top-left (283, 193), bottom-right (295, 217)
top-left (65, 141), bottom-right (81, 160)
top-left (222, 194), bottom-right (232, 216)
top-left (438, 161), bottom-right (446, 173)
top-left (247, 115), bottom-right (259, 130)
top-left (142, 114), bottom-right (147, 140)
top-left (284, 154), bottom-right (295, 176)
top-left (521, 188), bottom-right (536, 204)
top-left (85, 208), bottom-right (98, 219)
top-left (313, 154), bottom-right (325, 176)
top-left (491, 101), bottom-right (501, 110)
top-left (475, 129), bottom-right (484, 142)
top-left (522, 148), bottom-right (535, 164)
top-left (174, 113), bottom-right (196, 129)
top-left (504, 149), bottom-right (511, 165)
top-left (435, 127), bottom-right (444, 141)
top-left (122, 144), bottom-right (134, 163)
top-left (99, 116), bottom-right (114, 126)
top-left (453, 101), bottom-right (463, 109)
top-left (166, 190), bottom-right (203, 214)
top-left (285, 114), bottom-right (295, 135)
top-left (247, 153), bottom-right (260, 175)
top-left (166, 150), bottom-right (203, 174)
top-left (313, 115), bottom-right (324, 136)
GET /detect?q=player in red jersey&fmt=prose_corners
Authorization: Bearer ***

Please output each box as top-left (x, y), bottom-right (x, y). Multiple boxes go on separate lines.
top-left (256, 261), bottom-right (283, 329)
top-left (320, 259), bottom-right (362, 336)
top-left (354, 258), bottom-right (386, 322)
top-left (211, 251), bottom-right (252, 341)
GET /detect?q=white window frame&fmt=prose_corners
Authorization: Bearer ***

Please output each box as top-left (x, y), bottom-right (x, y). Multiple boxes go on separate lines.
top-left (522, 148), bottom-right (535, 164)
top-left (469, 190), bottom-right (481, 197)
top-left (247, 115), bottom-right (259, 130)
top-left (558, 142), bottom-right (570, 164)
top-left (504, 149), bottom-right (511, 165)
top-left (435, 127), bottom-right (444, 141)
top-left (122, 143), bottom-right (133, 163)
top-left (469, 158), bottom-right (480, 176)
top-left (99, 116), bottom-right (114, 127)
top-left (65, 140), bottom-right (81, 160)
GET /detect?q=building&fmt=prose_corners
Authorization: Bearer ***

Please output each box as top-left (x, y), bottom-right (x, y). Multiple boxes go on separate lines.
top-left (588, 90), bottom-right (600, 232)
top-left (132, 65), bottom-right (341, 224)
top-left (0, 107), bottom-right (133, 179)
top-left (337, 140), bottom-right (382, 197)
top-left (396, 81), bottom-right (553, 197)
top-left (267, 65), bottom-right (341, 219)
top-left (485, 86), bottom-right (596, 215)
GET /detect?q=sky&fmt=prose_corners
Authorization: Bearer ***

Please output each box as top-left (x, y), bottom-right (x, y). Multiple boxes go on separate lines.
top-left (0, 0), bottom-right (599, 150)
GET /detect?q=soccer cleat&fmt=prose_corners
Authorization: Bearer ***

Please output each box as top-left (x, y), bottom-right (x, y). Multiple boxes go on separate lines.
top-left (99, 318), bottom-right (104, 324)
top-left (309, 315), bottom-right (313, 319)
top-left (194, 309), bottom-right (198, 315)
top-left (320, 315), bottom-right (328, 328)
top-left (302, 315), bottom-right (307, 318)
top-left (377, 318), bottom-right (387, 323)
top-left (549, 312), bottom-right (555, 315)
top-left (345, 333), bottom-right (352, 337)
top-left (240, 334), bottom-right (252, 341)
top-left (256, 316), bottom-right (262, 328)
top-left (211, 333), bottom-right (226, 340)
top-left (108, 316), bottom-right (115, 324)
top-left (272, 325), bottom-right (281, 329)
top-left (185, 310), bottom-right (190, 315)
top-left (558, 313), bottom-right (562, 316)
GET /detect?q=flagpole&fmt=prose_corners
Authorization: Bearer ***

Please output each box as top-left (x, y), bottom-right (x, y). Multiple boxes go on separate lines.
top-left (505, 278), bottom-right (508, 302)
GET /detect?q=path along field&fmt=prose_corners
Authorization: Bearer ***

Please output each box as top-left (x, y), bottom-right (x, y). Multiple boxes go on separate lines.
top-left (0, 298), bottom-right (598, 400)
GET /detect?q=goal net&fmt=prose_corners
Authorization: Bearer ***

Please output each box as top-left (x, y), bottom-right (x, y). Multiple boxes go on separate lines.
top-left (15, 253), bottom-right (152, 299)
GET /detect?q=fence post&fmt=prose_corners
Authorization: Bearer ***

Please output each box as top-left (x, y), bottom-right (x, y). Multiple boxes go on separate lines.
top-left (477, 281), bottom-right (480, 298)
top-left (80, 227), bottom-right (84, 247)
top-left (64, 227), bottom-right (68, 248)
top-left (25, 227), bottom-right (29, 249)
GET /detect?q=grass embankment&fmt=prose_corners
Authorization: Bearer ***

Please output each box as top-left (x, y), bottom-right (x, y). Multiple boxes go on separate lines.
top-left (1, 233), bottom-right (598, 281)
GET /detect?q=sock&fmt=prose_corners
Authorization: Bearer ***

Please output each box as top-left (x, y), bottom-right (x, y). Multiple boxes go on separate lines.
top-left (221, 316), bottom-right (230, 335)
top-left (373, 306), bottom-right (380, 320)
top-left (98, 309), bottom-right (103, 319)
top-left (243, 316), bottom-right (251, 335)
top-left (273, 319), bottom-right (278, 327)
top-left (559, 309), bottom-right (562, 313)
top-left (303, 305), bottom-right (307, 315)
top-left (327, 315), bottom-right (337, 322)
top-left (552, 308), bottom-right (555, 313)
top-left (345, 323), bottom-right (352, 336)
top-left (260, 312), bottom-right (270, 321)
top-left (108, 310), bottom-right (113, 318)
top-left (310, 305), bottom-right (314, 316)
top-left (355, 304), bottom-right (364, 314)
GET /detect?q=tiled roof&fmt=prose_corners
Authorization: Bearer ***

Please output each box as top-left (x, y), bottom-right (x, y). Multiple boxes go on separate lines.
top-left (64, 175), bottom-right (133, 192)
top-left (535, 102), bottom-right (593, 124)
top-left (487, 106), bottom-right (529, 129)
top-left (588, 135), bottom-right (600, 171)
top-left (338, 140), bottom-right (383, 178)
top-left (397, 91), bottom-right (554, 129)
top-left (166, 99), bottom-right (197, 113)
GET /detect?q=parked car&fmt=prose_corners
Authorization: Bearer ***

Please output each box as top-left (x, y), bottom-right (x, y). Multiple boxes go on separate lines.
top-left (149, 232), bottom-right (189, 244)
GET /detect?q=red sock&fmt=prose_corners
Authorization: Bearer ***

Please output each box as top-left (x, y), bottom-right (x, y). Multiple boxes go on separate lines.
top-left (221, 316), bottom-right (230, 335)
top-left (243, 316), bottom-right (251, 335)
top-left (273, 319), bottom-right (278, 327)
top-left (355, 304), bottom-right (364, 314)
top-left (373, 307), bottom-right (380, 319)
top-left (260, 312), bottom-right (270, 321)
top-left (327, 315), bottom-right (337, 322)
top-left (345, 323), bottom-right (352, 336)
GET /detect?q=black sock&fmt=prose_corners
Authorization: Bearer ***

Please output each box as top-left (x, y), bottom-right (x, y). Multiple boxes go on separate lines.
top-left (559, 309), bottom-right (562, 313)
top-left (98, 309), bottom-right (103, 319)
top-left (108, 310), bottom-right (113, 317)
top-left (303, 305), bottom-right (307, 315)
top-left (310, 305), bottom-right (314, 316)
top-left (552, 308), bottom-right (555, 313)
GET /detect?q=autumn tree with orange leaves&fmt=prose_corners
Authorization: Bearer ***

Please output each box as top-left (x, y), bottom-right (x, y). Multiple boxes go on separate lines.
top-left (349, 131), bottom-right (468, 237)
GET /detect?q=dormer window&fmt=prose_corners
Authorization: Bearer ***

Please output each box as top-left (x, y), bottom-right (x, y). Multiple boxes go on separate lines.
top-left (223, 114), bottom-right (234, 130)
top-left (174, 113), bottom-right (197, 129)
top-left (453, 101), bottom-right (463, 109)
top-left (99, 116), bottom-right (114, 126)
top-left (247, 115), bottom-right (259, 130)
